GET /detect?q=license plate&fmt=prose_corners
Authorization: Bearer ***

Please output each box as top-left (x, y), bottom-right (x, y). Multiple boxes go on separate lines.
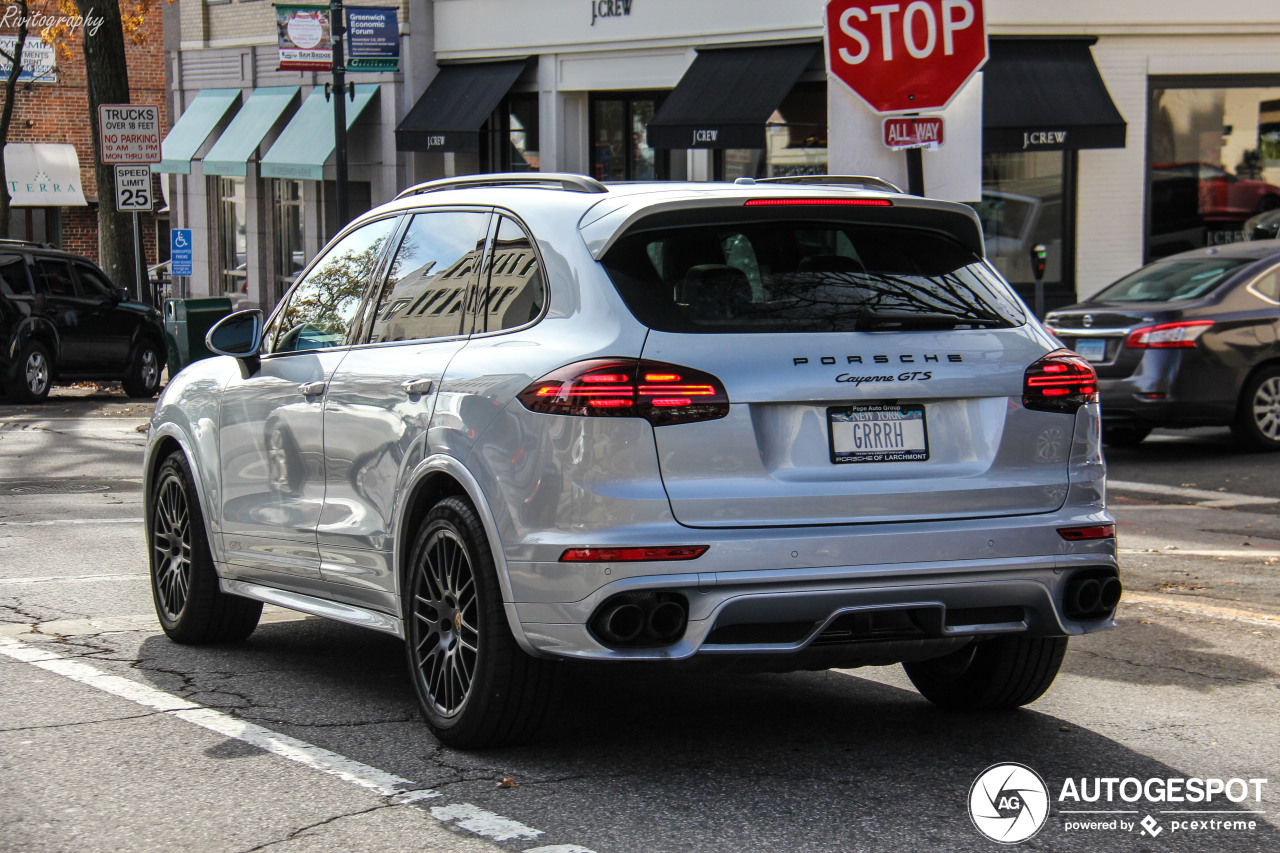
top-left (1074, 339), bottom-right (1106, 362)
top-left (828, 402), bottom-right (928, 464)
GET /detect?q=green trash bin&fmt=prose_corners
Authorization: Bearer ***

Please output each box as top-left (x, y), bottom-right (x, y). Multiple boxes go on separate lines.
top-left (164, 297), bottom-right (234, 373)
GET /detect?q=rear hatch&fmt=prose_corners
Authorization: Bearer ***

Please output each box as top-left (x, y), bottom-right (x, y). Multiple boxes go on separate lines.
top-left (599, 199), bottom-right (1073, 528)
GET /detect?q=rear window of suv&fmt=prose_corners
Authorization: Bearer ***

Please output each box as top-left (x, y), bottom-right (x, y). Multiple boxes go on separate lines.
top-left (600, 220), bottom-right (1025, 333)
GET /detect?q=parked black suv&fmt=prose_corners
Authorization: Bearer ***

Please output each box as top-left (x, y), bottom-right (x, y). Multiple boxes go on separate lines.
top-left (0, 241), bottom-right (166, 402)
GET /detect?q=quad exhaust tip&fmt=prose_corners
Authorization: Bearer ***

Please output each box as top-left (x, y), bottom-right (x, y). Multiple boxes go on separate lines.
top-left (591, 592), bottom-right (688, 648)
top-left (1065, 570), bottom-right (1122, 621)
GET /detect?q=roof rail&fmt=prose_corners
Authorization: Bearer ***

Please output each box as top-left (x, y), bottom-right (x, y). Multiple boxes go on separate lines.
top-left (748, 174), bottom-right (906, 194)
top-left (0, 238), bottom-right (54, 249)
top-left (396, 172), bottom-right (608, 200)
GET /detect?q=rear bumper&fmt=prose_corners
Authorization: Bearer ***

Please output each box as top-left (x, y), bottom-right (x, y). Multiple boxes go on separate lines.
top-left (509, 512), bottom-right (1117, 662)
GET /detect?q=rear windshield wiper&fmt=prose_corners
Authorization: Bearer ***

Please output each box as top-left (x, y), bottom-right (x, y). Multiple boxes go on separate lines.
top-left (853, 311), bottom-right (1002, 331)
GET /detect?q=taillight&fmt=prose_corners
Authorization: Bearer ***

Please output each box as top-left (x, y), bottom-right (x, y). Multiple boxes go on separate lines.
top-left (518, 359), bottom-right (730, 426)
top-left (1124, 320), bottom-right (1214, 349)
top-left (1023, 350), bottom-right (1099, 414)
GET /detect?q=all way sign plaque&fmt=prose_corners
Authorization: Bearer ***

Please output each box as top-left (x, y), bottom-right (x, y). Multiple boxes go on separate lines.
top-left (883, 116), bottom-right (944, 150)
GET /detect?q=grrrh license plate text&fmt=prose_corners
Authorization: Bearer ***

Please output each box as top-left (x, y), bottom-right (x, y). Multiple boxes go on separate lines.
top-left (828, 402), bottom-right (929, 464)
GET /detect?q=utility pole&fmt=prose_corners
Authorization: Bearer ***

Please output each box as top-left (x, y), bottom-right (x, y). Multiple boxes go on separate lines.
top-left (330, 0), bottom-right (349, 227)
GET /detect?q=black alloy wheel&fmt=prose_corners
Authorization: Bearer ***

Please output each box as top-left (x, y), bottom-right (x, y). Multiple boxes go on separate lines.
top-left (1233, 366), bottom-right (1280, 451)
top-left (123, 340), bottom-right (164, 398)
top-left (404, 496), bottom-right (561, 748)
top-left (149, 451), bottom-right (261, 643)
top-left (7, 341), bottom-right (51, 403)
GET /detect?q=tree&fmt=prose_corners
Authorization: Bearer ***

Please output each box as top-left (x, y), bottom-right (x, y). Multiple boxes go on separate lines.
top-left (0, 0), bottom-right (30, 239)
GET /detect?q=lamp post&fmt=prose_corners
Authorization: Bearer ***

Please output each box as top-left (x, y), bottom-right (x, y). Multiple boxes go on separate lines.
top-left (329, 0), bottom-right (349, 227)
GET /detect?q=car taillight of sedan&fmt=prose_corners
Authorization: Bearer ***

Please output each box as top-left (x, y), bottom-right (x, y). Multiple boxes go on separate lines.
top-left (1124, 320), bottom-right (1214, 349)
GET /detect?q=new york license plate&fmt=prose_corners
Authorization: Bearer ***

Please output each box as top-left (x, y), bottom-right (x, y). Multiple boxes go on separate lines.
top-left (828, 403), bottom-right (929, 464)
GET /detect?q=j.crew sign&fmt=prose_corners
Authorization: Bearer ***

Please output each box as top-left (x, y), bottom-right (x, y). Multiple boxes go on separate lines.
top-left (591, 0), bottom-right (633, 25)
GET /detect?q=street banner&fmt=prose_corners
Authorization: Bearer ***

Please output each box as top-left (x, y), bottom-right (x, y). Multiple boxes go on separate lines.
top-left (345, 6), bottom-right (399, 72)
top-left (276, 4), bottom-right (332, 72)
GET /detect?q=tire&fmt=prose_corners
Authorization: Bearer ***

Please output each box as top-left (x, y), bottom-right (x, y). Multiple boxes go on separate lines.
top-left (122, 339), bottom-right (164, 398)
top-left (6, 340), bottom-right (52, 403)
top-left (1231, 366), bottom-right (1280, 451)
top-left (903, 635), bottom-right (1068, 711)
top-left (1101, 425), bottom-right (1151, 448)
top-left (404, 496), bottom-right (561, 749)
top-left (149, 451), bottom-right (261, 643)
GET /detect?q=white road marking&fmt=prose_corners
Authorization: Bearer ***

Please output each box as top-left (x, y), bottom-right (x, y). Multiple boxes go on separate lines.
top-left (431, 803), bottom-right (544, 842)
top-left (1120, 548), bottom-right (1280, 558)
top-left (0, 518), bottom-right (143, 526)
top-left (0, 573), bottom-right (146, 585)
top-left (0, 634), bottom-right (596, 852)
top-left (1108, 480), bottom-right (1278, 508)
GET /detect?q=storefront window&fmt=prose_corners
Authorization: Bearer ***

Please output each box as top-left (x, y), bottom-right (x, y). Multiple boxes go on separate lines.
top-left (592, 94), bottom-right (663, 181)
top-left (1148, 82), bottom-right (1280, 260)
top-left (712, 83), bottom-right (828, 180)
top-left (217, 177), bottom-right (246, 297)
top-left (273, 179), bottom-right (305, 306)
top-left (972, 151), bottom-right (1071, 311)
top-left (481, 93), bottom-right (539, 173)
top-left (8, 208), bottom-right (59, 245)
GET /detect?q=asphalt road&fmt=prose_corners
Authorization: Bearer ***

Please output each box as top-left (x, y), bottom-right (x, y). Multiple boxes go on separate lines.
top-left (1, 392), bottom-right (1277, 853)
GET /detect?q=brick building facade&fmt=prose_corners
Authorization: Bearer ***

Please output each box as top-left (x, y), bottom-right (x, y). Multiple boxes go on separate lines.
top-left (2, 10), bottom-right (167, 269)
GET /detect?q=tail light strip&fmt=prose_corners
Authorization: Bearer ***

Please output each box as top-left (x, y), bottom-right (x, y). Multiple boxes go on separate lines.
top-left (1124, 320), bottom-right (1214, 349)
top-left (1024, 351), bottom-right (1099, 414)
top-left (519, 359), bottom-right (731, 426)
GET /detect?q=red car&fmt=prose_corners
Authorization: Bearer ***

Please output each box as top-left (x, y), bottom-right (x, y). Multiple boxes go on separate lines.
top-left (1153, 162), bottom-right (1280, 222)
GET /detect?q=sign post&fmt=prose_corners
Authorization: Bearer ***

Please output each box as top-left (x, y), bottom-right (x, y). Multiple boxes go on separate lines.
top-left (99, 105), bottom-right (161, 302)
top-left (825, 0), bottom-right (987, 195)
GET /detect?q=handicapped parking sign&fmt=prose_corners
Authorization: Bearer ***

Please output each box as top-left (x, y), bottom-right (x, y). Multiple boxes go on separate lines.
top-left (170, 228), bottom-right (193, 277)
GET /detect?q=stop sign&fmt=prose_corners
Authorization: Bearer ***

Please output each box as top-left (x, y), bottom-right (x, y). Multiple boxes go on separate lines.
top-left (826, 0), bottom-right (988, 115)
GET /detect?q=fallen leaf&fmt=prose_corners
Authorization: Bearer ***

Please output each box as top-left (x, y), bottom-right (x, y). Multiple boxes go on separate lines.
top-left (497, 777), bottom-right (516, 788)
top-left (1059, 726), bottom-right (1071, 733)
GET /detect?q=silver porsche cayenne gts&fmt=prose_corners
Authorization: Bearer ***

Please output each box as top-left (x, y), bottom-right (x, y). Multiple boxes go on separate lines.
top-left (144, 174), bottom-right (1119, 747)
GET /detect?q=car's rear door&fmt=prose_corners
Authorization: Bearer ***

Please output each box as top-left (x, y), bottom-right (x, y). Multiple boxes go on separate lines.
top-left (316, 209), bottom-right (491, 603)
top-left (69, 260), bottom-right (133, 369)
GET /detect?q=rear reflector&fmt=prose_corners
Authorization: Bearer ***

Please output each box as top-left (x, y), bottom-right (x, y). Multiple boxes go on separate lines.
top-left (744, 198), bottom-right (892, 207)
top-left (560, 546), bottom-right (709, 562)
top-left (519, 359), bottom-right (730, 426)
top-left (1024, 350), bottom-right (1099, 414)
top-left (1058, 525), bottom-right (1116, 541)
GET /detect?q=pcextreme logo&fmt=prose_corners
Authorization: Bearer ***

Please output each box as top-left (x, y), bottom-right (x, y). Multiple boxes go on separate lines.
top-left (968, 763), bottom-right (1270, 843)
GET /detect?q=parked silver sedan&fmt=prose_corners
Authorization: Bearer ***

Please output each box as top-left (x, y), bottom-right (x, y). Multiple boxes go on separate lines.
top-left (145, 174), bottom-right (1118, 747)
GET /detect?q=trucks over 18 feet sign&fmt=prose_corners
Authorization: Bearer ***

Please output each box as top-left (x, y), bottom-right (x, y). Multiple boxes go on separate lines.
top-left (825, 0), bottom-right (987, 115)
top-left (98, 105), bottom-right (160, 164)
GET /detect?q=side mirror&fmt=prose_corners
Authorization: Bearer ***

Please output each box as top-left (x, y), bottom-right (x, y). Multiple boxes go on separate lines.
top-left (207, 309), bottom-right (264, 359)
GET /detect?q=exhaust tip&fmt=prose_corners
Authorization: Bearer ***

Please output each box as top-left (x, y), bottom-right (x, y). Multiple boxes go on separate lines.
top-left (1064, 570), bottom-right (1121, 621)
top-left (590, 592), bottom-right (689, 648)
top-left (1099, 576), bottom-right (1123, 610)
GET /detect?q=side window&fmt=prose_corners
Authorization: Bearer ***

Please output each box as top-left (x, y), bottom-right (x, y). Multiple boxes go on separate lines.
top-left (33, 258), bottom-right (76, 296)
top-left (0, 254), bottom-right (31, 295)
top-left (265, 217), bottom-right (397, 355)
top-left (368, 211), bottom-right (489, 343)
top-left (479, 217), bottom-right (545, 333)
top-left (72, 262), bottom-right (116, 299)
top-left (1251, 267), bottom-right (1280, 303)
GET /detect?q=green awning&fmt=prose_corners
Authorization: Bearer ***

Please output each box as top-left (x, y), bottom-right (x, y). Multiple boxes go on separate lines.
top-left (156, 88), bottom-right (241, 174)
top-left (202, 87), bottom-right (300, 177)
top-left (260, 85), bottom-right (380, 181)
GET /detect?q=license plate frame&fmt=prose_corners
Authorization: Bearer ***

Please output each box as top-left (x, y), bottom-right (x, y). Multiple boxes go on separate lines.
top-left (828, 402), bottom-right (929, 464)
top-left (1074, 339), bottom-right (1107, 362)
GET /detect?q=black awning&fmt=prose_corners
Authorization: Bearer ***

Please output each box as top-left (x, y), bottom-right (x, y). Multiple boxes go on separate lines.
top-left (983, 38), bottom-right (1126, 153)
top-left (395, 60), bottom-right (528, 153)
top-left (647, 43), bottom-right (819, 150)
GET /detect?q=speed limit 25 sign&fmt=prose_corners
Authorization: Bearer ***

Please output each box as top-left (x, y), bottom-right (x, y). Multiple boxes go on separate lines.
top-left (825, 0), bottom-right (987, 114)
top-left (115, 164), bottom-right (154, 212)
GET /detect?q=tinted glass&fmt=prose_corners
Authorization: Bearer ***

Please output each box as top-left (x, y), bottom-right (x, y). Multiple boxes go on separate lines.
top-left (266, 217), bottom-right (397, 354)
top-left (479, 217), bottom-right (545, 333)
top-left (602, 221), bottom-right (1024, 333)
top-left (1091, 257), bottom-right (1254, 303)
top-left (73, 262), bottom-right (116, 299)
top-left (368, 212), bottom-right (488, 343)
top-left (0, 254), bottom-right (30, 295)
top-left (1248, 265), bottom-right (1280, 302)
top-left (33, 258), bottom-right (75, 296)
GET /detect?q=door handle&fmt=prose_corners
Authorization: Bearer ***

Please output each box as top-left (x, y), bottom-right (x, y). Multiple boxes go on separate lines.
top-left (298, 381), bottom-right (326, 397)
top-left (401, 378), bottom-right (434, 396)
